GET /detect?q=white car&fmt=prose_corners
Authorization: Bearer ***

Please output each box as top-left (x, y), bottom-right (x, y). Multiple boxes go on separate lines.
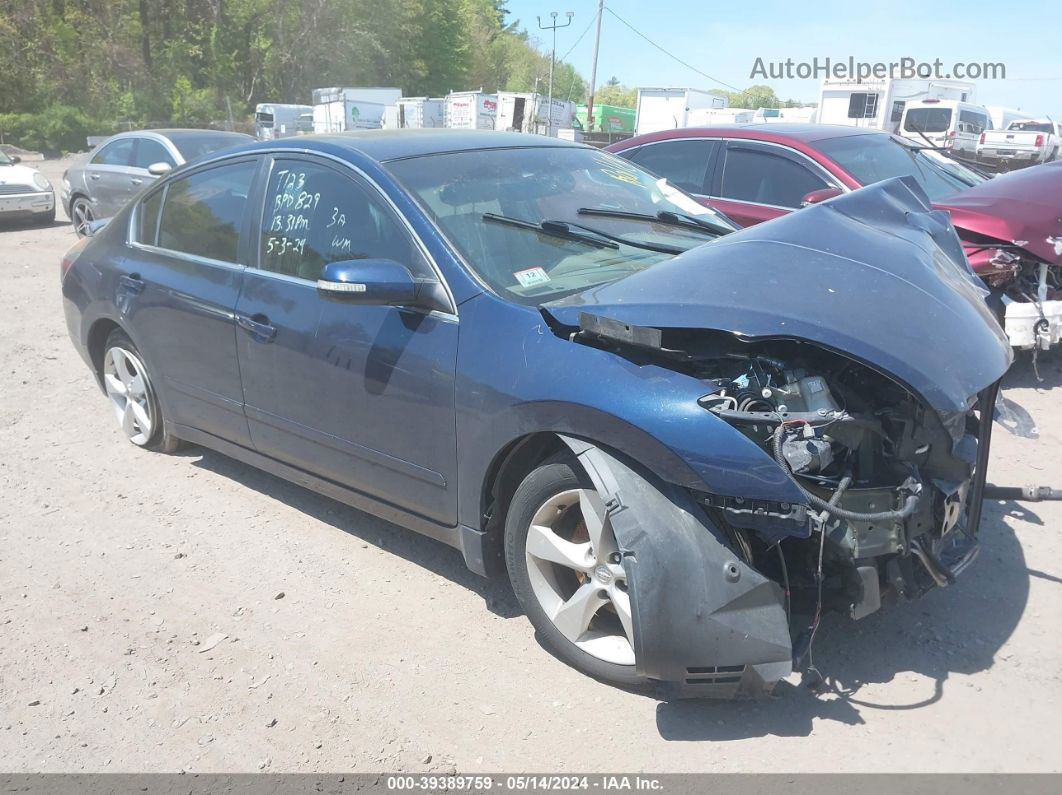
top-left (0, 150), bottom-right (55, 225)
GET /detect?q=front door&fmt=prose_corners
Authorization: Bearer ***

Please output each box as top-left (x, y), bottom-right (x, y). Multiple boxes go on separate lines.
top-left (234, 155), bottom-right (459, 526)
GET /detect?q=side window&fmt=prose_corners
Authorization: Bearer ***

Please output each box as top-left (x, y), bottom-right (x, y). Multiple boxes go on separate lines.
top-left (625, 139), bottom-right (718, 194)
top-left (890, 101), bottom-right (906, 123)
top-left (157, 160), bottom-right (257, 263)
top-left (136, 188), bottom-right (164, 245)
top-left (720, 146), bottom-right (829, 209)
top-left (133, 138), bottom-right (176, 170)
top-left (258, 159), bottom-right (427, 282)
top-left (91, 139), bottom-right (135, 166)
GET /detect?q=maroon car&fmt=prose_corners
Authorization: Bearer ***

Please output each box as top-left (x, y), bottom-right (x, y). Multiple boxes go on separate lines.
top-left (607, 124), bottom-right (1062, 350)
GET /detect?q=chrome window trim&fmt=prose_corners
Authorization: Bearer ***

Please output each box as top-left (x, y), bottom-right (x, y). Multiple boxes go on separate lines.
top-left (127, 240), bottom-right (246, 272)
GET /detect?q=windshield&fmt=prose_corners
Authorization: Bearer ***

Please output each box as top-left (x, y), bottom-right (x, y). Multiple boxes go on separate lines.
top-left (387, 146), bottom-right (736, 304)
top-left (1008, 121), bottom-right (1053, 133)
top-left (813, 134), bottom-right (979, 200)
top-left (904, 107), bottom-right (952, 134)
top-left (166, 132), bottom-right (253, 162)
top-left (0, 150), bottom-right (12, 165)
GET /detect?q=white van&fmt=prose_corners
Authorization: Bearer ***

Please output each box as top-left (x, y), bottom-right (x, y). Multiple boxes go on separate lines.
top-left (899, 99), bottom-right (991, 156)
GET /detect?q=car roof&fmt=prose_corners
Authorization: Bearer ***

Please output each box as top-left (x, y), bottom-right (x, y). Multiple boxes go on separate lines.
top-left (229, 129), bottom-right (587, 163)
top-left (618, 123), bottom-right (887, 148)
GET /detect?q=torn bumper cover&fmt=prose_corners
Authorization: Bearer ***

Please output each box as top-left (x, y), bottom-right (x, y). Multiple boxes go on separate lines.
top-left (562, 435), bottom-right (793, 700)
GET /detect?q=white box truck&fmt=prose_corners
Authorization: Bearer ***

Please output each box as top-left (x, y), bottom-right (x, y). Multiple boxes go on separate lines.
top-left (496, 92), bottom-right (575, 135)
top-left (312, 87), bottom-right (403, 133)
top-left (445, 91), bottom-right (498, 130)
top-left (634, 88), bottom-right (728, 135)
top-left (816, 78), bottom-right (975, 133)
top-left (392, 97), bottom-right (447, 129)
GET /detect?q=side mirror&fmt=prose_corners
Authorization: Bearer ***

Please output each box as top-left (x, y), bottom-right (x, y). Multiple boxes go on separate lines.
top-left (800, 187), bottom-right (844, 207)
top-left (147, 162), bottom-right (172, 177)
top-left (9, 155), bottom-right (21, 164)
top-left (317, 259), bottom-right (420, 306)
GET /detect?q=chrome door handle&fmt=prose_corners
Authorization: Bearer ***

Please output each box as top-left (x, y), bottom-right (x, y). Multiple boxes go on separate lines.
top-left (236, 313), bottom-right (277, 342)
top-left (131, 178), bottom-right (143, 186)
top-left (89, 173), bottom-right (101, 180)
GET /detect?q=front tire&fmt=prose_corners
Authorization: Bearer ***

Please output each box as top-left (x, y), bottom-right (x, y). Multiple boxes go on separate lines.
top-left (504, 459), bottom-right (648, 689)
top-left (101, 329), bottom-right (181, 453)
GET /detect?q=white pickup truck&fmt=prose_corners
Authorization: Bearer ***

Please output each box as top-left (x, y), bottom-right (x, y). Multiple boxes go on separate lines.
top-left (977, 119), bottom-right (1061, 169)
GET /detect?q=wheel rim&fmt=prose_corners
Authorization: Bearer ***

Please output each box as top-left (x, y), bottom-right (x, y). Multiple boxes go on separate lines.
top-left (73, 200), bottom-right (94, 236)
top-left (524, 488), bottom-right (636, 666)
top-left (103, 346), bottom-right (154, 446)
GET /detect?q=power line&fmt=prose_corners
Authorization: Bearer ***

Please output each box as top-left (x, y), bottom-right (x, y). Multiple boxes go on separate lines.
top-left (603, 6), bottom-right (743, 94)
top-left (559, 13), bottom-right (596, 63)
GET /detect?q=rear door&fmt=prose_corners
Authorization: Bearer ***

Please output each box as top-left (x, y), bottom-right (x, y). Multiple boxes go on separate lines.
top-left (234, 154), bottom-right (460, 525)
top-left (85, 138), bottom-right (137, 216)
top-left (123, 156), bottom-right (262, 447)
top-left (711, 141), bottom-right (834, 226)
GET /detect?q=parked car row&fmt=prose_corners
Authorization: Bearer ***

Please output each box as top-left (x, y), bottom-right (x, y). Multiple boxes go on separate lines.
top-left (59, 128), bottom-right (1029, 699)
top-left (606, 123), bottom-right (1062, 351)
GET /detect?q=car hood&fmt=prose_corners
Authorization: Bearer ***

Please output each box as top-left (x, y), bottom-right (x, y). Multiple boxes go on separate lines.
top-left (936, 161), bottom-right (1062, 264)
top-left (545, 177), bottom-right (1012, 415)
top-left (0, 163), bottom-right (47, 187)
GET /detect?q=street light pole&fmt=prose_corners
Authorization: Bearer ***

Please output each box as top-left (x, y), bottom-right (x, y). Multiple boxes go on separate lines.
top-left (537, 10), bottom-right (573, 136)
top-left (586, 0), bottom-right (604, 134)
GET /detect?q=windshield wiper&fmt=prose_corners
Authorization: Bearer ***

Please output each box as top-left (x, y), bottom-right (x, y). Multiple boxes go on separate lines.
top-left (482, 213), bottom-right (617, 249)
top-left (578, 207), bottom-right (734, 236)
top-left (483, 213), bottom-right (687, 255)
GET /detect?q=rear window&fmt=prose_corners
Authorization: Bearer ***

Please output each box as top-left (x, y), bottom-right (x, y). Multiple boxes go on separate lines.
top-left (904, 107), bottom-right (952, 133)
top-left (1008, 121), bottom-right (1053, 133)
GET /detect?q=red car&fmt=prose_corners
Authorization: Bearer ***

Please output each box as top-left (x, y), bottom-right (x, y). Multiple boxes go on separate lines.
top-left (607, 124), bottom-right (1062, 350)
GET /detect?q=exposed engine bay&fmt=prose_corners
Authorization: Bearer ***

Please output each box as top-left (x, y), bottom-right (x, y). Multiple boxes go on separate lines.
top-left (572, 318), bottom-right (994, 633)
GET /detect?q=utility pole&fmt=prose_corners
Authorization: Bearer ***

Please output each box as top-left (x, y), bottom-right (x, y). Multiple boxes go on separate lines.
top-left (585, 0), bottom-right (604, 134)
top-left (537, 10), bottom-right (573, 136)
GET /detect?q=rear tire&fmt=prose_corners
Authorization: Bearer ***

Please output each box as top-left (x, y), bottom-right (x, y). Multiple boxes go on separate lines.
top-left (504, 459), bottom-right (648, 689)
top-left (71, 196), bottom-right (94, 237)
top-left (101, 329), bottom-right (182, 453)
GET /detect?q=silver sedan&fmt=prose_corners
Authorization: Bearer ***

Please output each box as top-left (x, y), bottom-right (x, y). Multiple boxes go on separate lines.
top-left (62, 129), bottom-right (253, 236)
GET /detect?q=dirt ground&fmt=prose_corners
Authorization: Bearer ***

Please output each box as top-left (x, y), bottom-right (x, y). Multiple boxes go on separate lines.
top-left (1, 158), bottom-right (1060, 773)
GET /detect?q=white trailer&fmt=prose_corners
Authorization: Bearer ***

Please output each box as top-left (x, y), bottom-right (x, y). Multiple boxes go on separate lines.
top-left (255, 104), bottom-right (313, 139)
top-left (634, 88), bottom-right (728, 135)
top-left (311, 87), bottom-right (403, 133)
top-left (985, 106), bottom-right (1032, 131)
top-left (445, 91), bottom-right (498, 130)
top-left (686, 107), bottom-right (755, 126)
top-left (496, 92), bottom-right (575, 135)
top-left (392, 97), bottom-right (447, 129)
top-left (816, 78), bottom-right (975, 133)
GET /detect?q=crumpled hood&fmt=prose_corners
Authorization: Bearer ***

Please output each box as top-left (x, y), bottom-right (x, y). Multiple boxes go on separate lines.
top-left (937, 161), bottom-right (1062, 264)
top-left (546, 177), bottom-right (1012, 415)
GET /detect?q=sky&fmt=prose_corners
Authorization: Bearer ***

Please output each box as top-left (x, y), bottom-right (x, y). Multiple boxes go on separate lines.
top-left (504, 0), bottom-right (1062, 119)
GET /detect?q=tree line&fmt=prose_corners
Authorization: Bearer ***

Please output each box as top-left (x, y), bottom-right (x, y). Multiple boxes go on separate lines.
top-left (0, 0), bottom-right (587, 152)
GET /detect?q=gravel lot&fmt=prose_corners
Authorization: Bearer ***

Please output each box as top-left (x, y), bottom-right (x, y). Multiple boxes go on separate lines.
top-left (1, 157), bottom-right (1060, 773)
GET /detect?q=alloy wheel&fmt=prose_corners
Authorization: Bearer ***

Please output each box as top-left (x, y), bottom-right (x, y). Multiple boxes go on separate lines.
top-left (72, 199), bottom-right (94, 237)
top-left (524, 488), bottom-right (635, 665)
top-left (103, 346), bottom-right (154, 446)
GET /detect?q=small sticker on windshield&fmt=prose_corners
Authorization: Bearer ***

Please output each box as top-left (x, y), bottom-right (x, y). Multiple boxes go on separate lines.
top-left (513, 267), bottom-right (551, 288)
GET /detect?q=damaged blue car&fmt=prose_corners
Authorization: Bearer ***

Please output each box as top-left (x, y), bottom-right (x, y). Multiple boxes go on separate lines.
top-left (60, 130), bottom-right (1012, 698)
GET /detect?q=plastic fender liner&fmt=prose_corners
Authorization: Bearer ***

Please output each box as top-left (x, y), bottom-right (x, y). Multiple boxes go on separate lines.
top-left (559, 435), bottom-right (792, 699)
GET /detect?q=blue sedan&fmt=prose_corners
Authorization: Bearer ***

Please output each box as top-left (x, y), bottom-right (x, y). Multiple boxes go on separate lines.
top-left (61, 130), bottom-right (1010, 698)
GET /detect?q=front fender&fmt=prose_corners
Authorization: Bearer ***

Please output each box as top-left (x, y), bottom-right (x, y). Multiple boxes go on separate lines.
top-left (455, 295), bottom-right (806, 532)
